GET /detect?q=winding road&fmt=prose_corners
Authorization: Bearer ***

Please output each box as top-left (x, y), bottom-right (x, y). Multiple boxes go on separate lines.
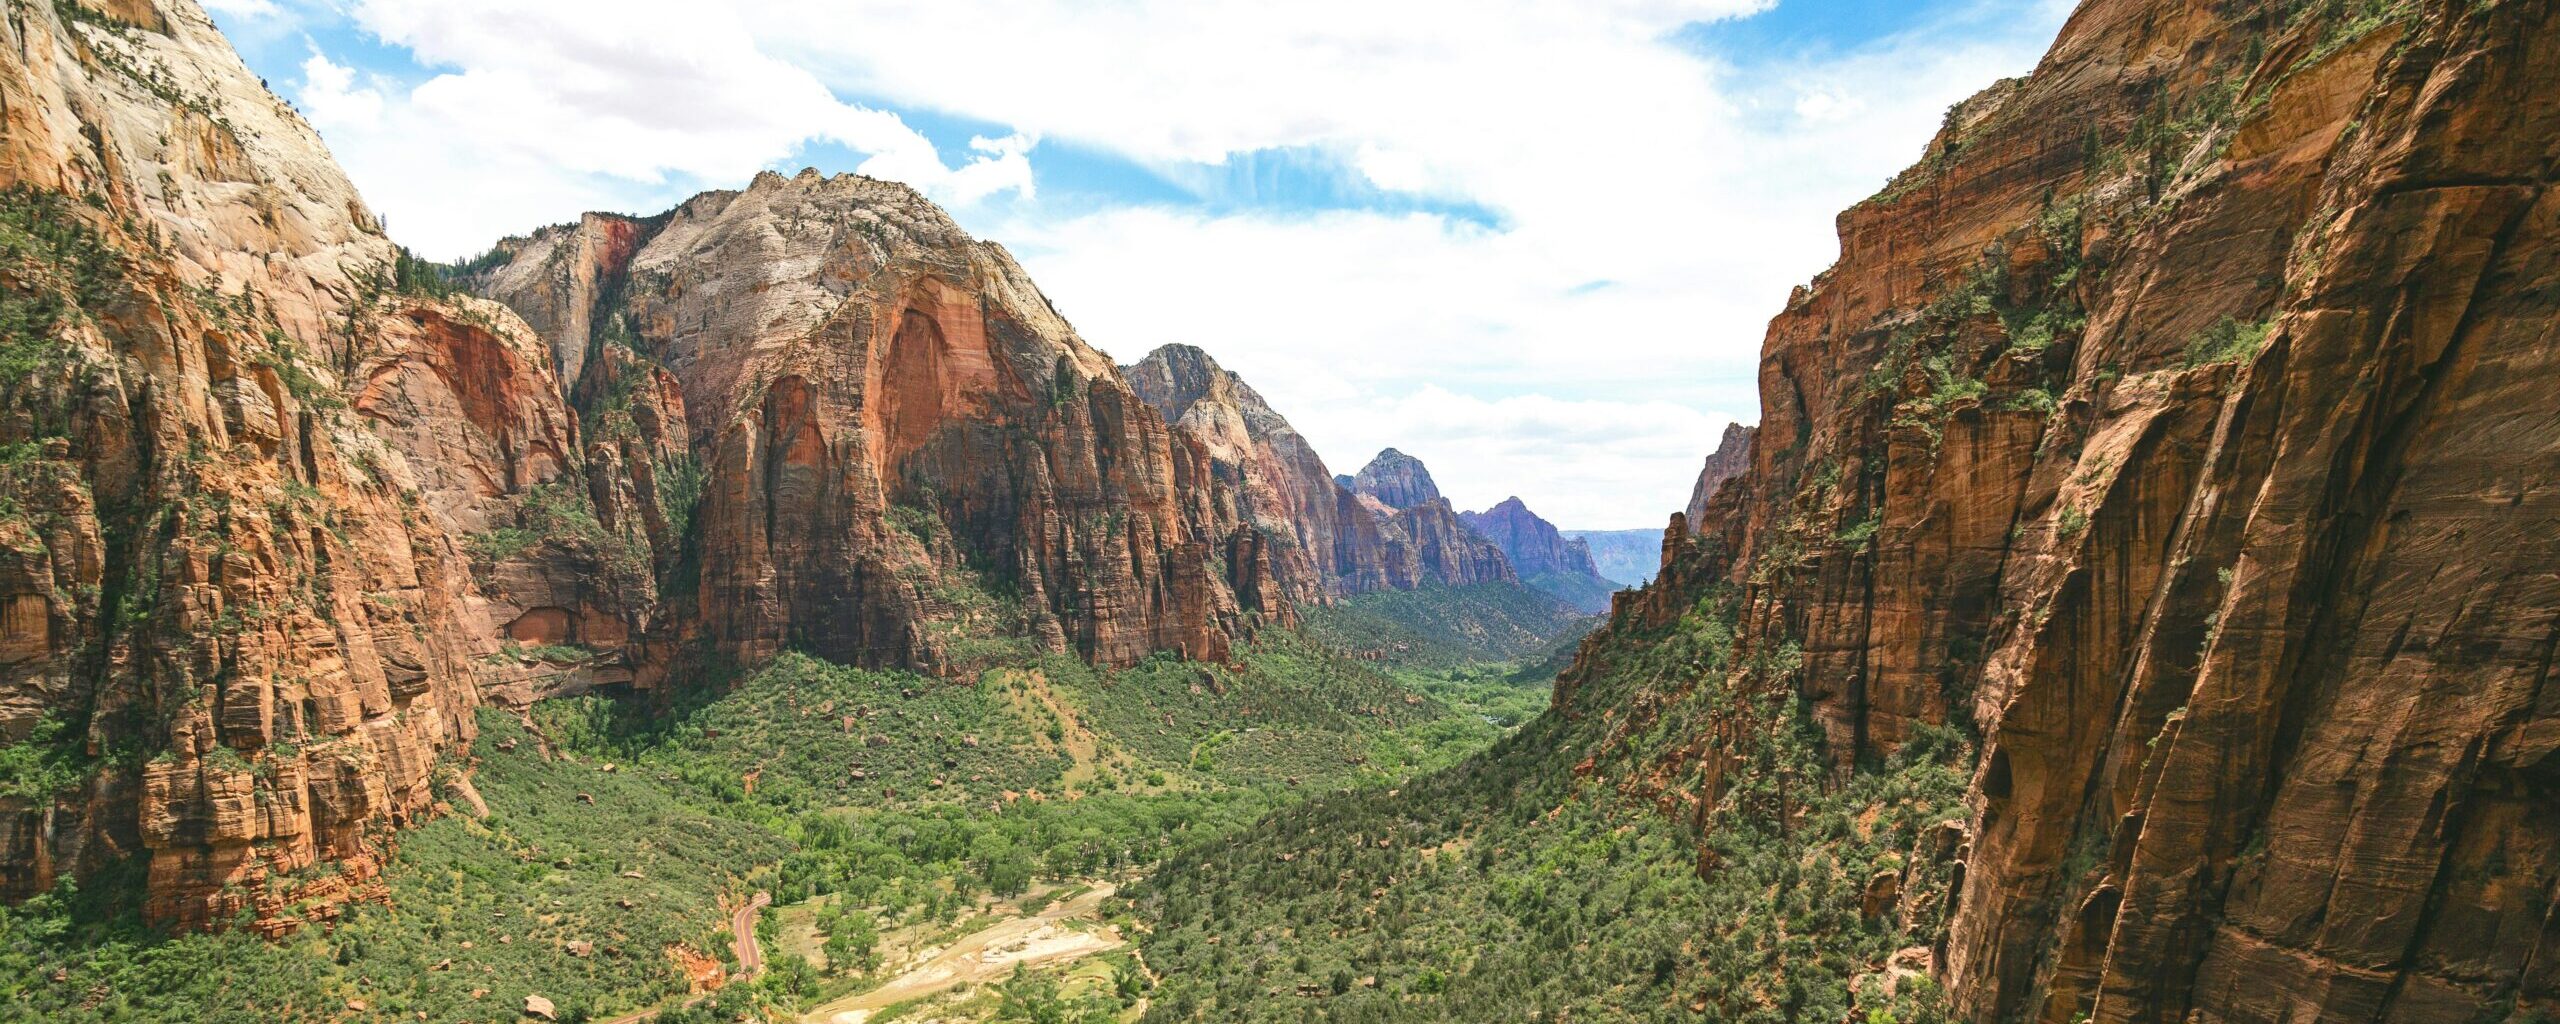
top-left (733, 891), bottom-right (773, 977)
top-left (597, 890), bottom-right (772, 1024)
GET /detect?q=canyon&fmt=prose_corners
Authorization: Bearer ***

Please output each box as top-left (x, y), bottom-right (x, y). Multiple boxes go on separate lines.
top-left (0, 0), bottom-right (1588, 936)
top-left (0, 1), bottom-right (2554, 1023)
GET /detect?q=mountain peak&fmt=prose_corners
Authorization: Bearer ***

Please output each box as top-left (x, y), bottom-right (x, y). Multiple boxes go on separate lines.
top-left (1352, 448), bottom-right (1440, 510)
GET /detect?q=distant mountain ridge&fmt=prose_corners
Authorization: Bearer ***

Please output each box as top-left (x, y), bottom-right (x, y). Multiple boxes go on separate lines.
top-left (1562, 529), bottom-right (1663, 587)
top-left (1124, 346), bottom-right (1514, 598)
top-left (1460, 498), bottom-right (1619, 614)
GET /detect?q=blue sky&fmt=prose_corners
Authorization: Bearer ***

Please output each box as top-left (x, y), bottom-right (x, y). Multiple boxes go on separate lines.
top-left (202, 0), bottom-right (2070, 528)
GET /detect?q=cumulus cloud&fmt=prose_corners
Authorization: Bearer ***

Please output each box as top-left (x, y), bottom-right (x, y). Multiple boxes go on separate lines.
top-left (275, 0), bottom-right (2069, 527)
top-left (294, 0), bottom-right (1032, 256)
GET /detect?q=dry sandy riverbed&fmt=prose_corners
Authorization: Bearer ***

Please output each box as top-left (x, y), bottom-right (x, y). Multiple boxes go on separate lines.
top-left (801, 882), bottom-right (1122, 1024)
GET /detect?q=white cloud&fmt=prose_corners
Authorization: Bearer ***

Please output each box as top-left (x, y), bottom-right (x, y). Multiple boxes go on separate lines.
top-left (297, 52), bottom-right (381, 126)
top-left (296, 0), bottom-right (1031, 256)
top-left (285, 0), bottom-right (2069, 527)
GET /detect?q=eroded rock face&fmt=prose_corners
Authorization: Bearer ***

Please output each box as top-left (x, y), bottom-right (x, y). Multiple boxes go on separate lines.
top-left (477, 176), bottom-right (1284, 673)
top-left (0, 0), bottom-right (650, 931)
top-left (1574, 2), bottom-right (2560, 1022)
top-left (1349, 448), bottom-right (1440, 510)
top-left (1461, 498), bottom-right (1602, 579)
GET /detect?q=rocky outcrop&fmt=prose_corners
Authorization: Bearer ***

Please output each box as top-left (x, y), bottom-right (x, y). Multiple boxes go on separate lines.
top-left (1681, 422), bottom-right (1753, 534)
top-left (1123, 344), bottom-right (1332, 608)
top-left (0, 0), bottom-right (650, 932)
top-left (1343, 449), bottom-right (1514, 591)
top-left (1461, 497), bottom-right (1617, 613)
top-left (1569, 1), bottom-right (2560, 1022)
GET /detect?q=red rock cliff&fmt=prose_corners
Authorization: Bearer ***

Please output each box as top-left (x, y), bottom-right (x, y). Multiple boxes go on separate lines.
top-left (1571, 1), bottom-right (2560, 1022)
top-left (0, 0), bottom-right (651, 932)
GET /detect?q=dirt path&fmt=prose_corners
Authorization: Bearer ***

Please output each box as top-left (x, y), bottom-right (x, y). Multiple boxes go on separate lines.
top-left (801, 883), bottom-right (1122, 1024)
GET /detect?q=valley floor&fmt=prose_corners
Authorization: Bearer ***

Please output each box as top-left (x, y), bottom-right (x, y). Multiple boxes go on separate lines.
top-left (0, 589), bottom-right (1581, 1024)
top-left (800, 881), bottom-right (1122, 1024)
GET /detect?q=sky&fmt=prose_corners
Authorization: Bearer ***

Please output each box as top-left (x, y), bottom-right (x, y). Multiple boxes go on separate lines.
top-left (204, 0), bottom-right (2073, 529)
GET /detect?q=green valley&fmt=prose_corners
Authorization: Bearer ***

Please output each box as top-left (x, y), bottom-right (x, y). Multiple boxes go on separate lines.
top-left (0, 620), bottom-right (1578, 1024)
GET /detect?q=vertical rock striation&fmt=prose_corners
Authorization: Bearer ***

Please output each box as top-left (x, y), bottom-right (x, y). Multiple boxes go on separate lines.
top-left (0, 0), bottom-right (651, 932)
top-left (1569, 1), bottom-right (2560, 1022)
top-left (474, 176), bottom-right (1293, 674)
top-left (1343, 448), bottom-right (1516, 591)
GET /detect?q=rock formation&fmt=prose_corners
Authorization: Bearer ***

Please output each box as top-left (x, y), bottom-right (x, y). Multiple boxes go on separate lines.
top-left (1343, 448), bottom-right (1514, 591)
top-left (0, 0), bottom-right (652, 932)
top-left (1348, 447), bottom-right (1439, 511)
top-left (473, 180), bottom-right (1287, 674)
top-left (1125, 345), bottom-right (1518, 598)
top-left (1682, 421), bottom-right (1753, 534)
top-left (1460, 497), bottom-right (1617, 613)
top-left (1571, 2), bottom-right (2560, 1022)
top-left (0, 0), bottom-right (1542, 934)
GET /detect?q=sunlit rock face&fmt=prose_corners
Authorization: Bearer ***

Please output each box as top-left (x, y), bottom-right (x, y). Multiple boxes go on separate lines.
top-left (479, 173), bottom-right (1290, 676)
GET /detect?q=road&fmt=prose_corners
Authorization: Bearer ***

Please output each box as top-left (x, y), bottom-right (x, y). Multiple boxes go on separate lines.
top-left (734, 891), bottom-right (773, 978)
top-left (801, 883), bottom-right (1122, 1024)
top-left (597, 890), bottom-right (772, 1024)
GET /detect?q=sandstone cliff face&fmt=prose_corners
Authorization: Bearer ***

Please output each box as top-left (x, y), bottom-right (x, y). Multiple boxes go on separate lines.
top-left (1123, 344), bottom-right (1332, 608)
top-left (0, 0), bottom-right (649, 931)
top-left (1682, 421), bottom-right (1754, 534)
top-left (477, 177), bottom-right (1285, 673)
top-left (1571, 1), bottom-right (2560, 1021)
top-left (1460, 497), bottom-right (1617, 613)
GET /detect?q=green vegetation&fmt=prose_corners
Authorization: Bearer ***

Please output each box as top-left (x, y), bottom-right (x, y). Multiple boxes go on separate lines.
top-left (2179, 315), bottom-right (2275, 368)
top-left (0, 714), bottom-right (94, 800)
top-left (0, 713), bottom-right (792, 1023)
top-left (1136, 586), bottom-right (1973, 1023)
top-left (0, 618), bottom-right (1531, 1023)
top-left (466, 480), bottom-right (652, 586)
top-left (0, 186), bottom-right (122, 389)
top-left (1522, 568), bottom-right (1620, 615)
top-left (1300, 580), bottom-right (1591, 669)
